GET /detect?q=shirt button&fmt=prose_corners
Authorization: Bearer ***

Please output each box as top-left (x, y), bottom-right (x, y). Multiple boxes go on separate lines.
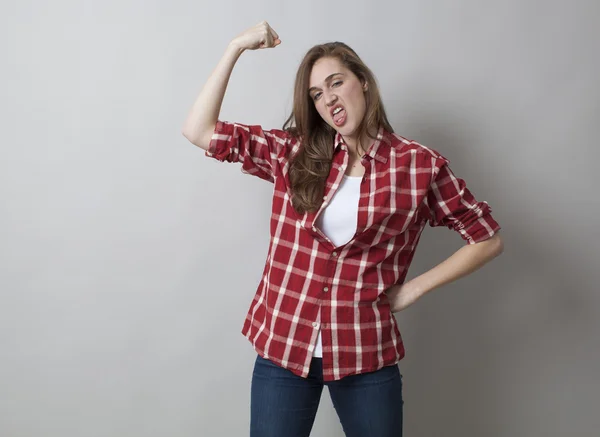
top-left (312, 322), bottom-right (319, 328)
top-left (323, 195), bottom-right (327, 200)
top-left (323, 287), bottom-right (329, 292)
top-left (332, 251), bottom-right (338, 257)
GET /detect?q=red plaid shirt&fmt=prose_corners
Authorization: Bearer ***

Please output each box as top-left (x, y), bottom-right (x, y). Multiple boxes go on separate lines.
top-left (206, 120), bottom-right (501, 381)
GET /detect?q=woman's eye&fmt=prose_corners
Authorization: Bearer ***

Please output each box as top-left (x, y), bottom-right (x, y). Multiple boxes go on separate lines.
top-left (312, 82), bottom-right (341, 100)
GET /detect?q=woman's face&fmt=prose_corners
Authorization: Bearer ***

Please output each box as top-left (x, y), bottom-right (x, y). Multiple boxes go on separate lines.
top-left (308, 57), bottom-right (368, 140)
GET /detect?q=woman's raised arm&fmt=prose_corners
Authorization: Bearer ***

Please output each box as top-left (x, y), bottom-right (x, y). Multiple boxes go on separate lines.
top-left (181, 21), bottom-right (281, 150)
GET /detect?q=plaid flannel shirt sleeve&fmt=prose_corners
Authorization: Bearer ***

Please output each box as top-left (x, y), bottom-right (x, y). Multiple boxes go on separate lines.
top-left (425, 155), bottom-right (501, 244)
top-left (205, 120), bottom-right (291, 183)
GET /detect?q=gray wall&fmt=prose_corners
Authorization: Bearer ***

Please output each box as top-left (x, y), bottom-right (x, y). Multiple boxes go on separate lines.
top-left (1, 0), bottom-right (599, 436)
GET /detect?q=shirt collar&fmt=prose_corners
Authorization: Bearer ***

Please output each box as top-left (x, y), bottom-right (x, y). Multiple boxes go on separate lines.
top-left (334, 125), bottom-right (392, 164)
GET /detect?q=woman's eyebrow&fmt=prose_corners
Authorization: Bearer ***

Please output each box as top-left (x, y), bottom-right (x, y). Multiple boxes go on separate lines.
top-left (308, 73), bottom-right (344, 93)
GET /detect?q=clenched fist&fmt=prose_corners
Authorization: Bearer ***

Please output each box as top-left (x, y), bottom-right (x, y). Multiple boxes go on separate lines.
top-left (231, 21), bottom-right (281, 51)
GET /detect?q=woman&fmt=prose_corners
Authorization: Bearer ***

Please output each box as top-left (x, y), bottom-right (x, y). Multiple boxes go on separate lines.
top-left (182, 21), bottom-right (503, 437)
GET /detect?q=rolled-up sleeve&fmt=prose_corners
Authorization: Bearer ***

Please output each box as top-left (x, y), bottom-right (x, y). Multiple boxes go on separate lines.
top-left (425, 156), bottom-right (501, 244)
top-left (205, 120), bottom-right (292, 183)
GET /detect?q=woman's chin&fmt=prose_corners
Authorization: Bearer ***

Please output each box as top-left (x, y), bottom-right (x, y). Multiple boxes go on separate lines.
top-left (333, 121), bottom-right (356, 136)
top-left (340, 126), bottom-right (359, 138)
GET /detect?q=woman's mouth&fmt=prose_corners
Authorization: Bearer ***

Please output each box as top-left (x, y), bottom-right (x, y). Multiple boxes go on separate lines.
top-left (333, 108), bottom-right (347, 126)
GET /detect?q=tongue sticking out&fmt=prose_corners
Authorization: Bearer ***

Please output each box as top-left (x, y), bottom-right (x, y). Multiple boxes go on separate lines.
top-left (333, 109), bottom-right (346, 125)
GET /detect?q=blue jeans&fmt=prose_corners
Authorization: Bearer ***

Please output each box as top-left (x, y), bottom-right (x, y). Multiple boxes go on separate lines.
top-left (250, 354), bottom-right (403, 437)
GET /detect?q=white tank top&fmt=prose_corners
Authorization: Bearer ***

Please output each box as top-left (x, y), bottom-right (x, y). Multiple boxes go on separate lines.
top-left (312, 174), bottom-right (362, 358)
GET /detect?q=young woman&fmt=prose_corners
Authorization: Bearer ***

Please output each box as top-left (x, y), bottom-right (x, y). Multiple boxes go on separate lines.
top-left (182, 21), bottom-right (504, 437)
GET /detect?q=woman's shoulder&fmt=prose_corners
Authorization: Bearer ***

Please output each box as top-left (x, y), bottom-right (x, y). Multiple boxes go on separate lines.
top-left (388, 132), bottom-right (450, 164)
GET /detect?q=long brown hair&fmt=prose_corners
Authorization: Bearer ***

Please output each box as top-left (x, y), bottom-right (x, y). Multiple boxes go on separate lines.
top-left (282, 42), bottom-right (394, 215)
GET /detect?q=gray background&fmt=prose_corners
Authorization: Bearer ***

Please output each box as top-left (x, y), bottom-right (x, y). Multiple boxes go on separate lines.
top-left (1, 0), bottom-right (599, 436)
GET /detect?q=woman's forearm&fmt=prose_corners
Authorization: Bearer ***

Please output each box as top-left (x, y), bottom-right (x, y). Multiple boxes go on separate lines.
top-left (411, 233), bottom-right (504, 296)
top-left (387, 233), bottom-right (504, 312)
top-left (181, 42), bottom-right (246, 149)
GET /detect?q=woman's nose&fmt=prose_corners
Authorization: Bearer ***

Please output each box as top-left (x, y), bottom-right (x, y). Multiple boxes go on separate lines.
top-left (325, 92), bottom-right (338, 105)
